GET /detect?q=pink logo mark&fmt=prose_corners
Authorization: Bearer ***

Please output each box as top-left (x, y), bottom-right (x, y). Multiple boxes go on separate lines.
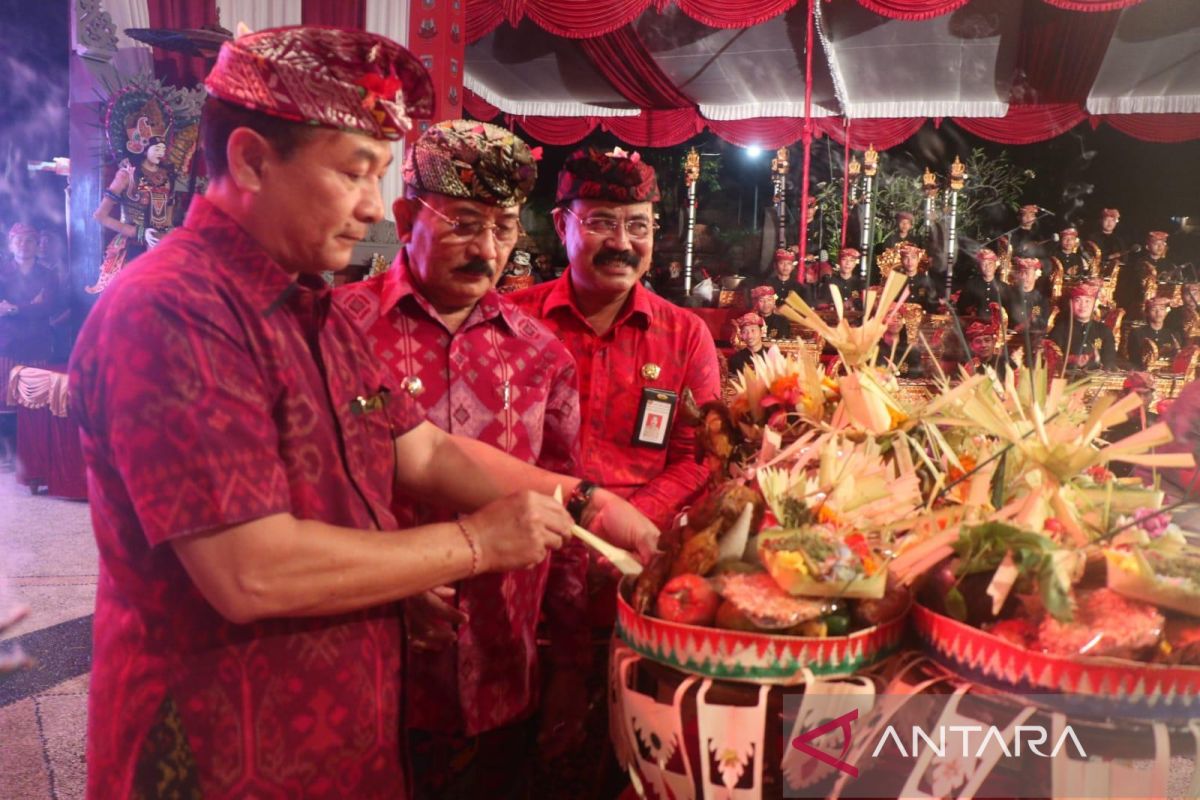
top-left (790, 708), bottom-right (859, 777)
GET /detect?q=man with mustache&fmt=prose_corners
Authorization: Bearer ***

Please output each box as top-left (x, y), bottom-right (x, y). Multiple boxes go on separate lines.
top-left (337, 122), bottom-right (655, 799)
top-left (509, 146), bottom-right (720, 797)
top-left (69, 32), bottom-right (649, 800)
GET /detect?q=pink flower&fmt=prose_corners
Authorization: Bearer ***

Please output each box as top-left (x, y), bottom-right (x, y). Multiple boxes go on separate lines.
top-left (1133, 507), bottom-right (1170, 538)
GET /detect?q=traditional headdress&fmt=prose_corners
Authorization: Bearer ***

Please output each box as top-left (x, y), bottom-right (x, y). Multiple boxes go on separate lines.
top-left (205, 26), bottom-right (434, 140)
top-left (1067, 280), bottom-right (1102, 300)
top-left (1020, 204), bottom-right (1039, 214)
top-left (8, 222), bottom-right (37, 240)
top-left (1060, 226), bottom-right (1079, 238)
top-left (976, 248), bottom-right (998, 263)
top-left (735, 312), bottom-right (765, 330)
top-left (1147, 231), bottom-right (1169, 244)
top-left (1101, 208), bottom-right (1120, 220)
top-left (1146, 294), bottom-right (1173, 311)
top-left (895, 211), bottom-right (914, 223)
top-left (839, 247), bottom-right (860, 260)
top-left (404, 120), bottom-right (539, 207)
top-left (556, 146), bottom-right (660, 205)
top-left (105, 87), bottom-right (173, 160)
top-left (750, 285), bottom-right (777, 302)
top-left (1014, 257), bottom-right (1042, 273)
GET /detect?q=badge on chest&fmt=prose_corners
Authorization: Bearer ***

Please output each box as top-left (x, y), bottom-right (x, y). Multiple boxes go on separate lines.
top-left (633, 388), bottom-right (677, 449)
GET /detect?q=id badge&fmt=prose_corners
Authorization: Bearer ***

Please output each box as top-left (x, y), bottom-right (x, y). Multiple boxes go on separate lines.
top-left (632, 388), bottom-right (677, 449)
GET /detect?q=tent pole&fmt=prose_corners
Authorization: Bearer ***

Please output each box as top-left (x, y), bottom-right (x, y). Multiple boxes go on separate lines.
top-left (798, 0), bottom-right (816, 271)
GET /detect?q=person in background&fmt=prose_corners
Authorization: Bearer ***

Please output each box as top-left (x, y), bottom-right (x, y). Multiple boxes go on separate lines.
top-left (1089, 207), bottom-right (1128, 277)
top-left (750, 285), bottom-right (791, 339)
top-left (1117, 231), bottom-right (1174, 324)
top-left (956, 248), bottom-right (1004, 320)
top-left (1009, 203), bottom-right (1047, 259)
top-left (68, 28), bottom-right (645, 800)
top-left (1048, 280), bottom-right (1116, 370)
top-left (727, 311), bottom-right (766, 375)
top-left (0, 222), bottom-right (59, 365)
top-left (509, 145), bottom-right (719, 800)
top-left (826, 247), bottom-right (864, 309)
top-left (1166, 272), bottom-right (1200, 344)
top-left (1002, 257), bottom-right (1050, 338)
top-left (881, 210), bottom-right (923, 251)
top-left (1125, 295), bottom-right (1182, 367)
top-left (753, 247), bottom-right (803, 304)
top-left (895, 242), bottom-right (940, 313)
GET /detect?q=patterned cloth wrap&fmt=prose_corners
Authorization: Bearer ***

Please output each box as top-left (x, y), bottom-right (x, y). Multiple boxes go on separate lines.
top-left (204, 25), bottom-right (434, 139)
top-left (556, 146), bottom-right (660, 204)
top-left (404, 119), bottom-right (540, 207)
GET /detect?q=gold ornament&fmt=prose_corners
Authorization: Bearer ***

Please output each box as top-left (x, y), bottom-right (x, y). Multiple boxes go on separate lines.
top-left (641, 363), bottom-right (662, 380)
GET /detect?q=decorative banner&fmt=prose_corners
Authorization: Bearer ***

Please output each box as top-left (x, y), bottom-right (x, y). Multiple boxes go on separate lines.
top-left (407, 0), bottom-right (465, 140)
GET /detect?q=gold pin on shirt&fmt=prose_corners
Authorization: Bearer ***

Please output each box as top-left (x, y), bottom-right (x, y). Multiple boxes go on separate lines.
top-left (641, 363), bottom-right (661, 380)
top-left (401, 376), bottom-right (424, 397)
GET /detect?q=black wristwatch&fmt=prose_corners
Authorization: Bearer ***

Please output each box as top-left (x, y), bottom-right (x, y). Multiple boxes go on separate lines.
top-left (566, 480), bottom-right (597, 524)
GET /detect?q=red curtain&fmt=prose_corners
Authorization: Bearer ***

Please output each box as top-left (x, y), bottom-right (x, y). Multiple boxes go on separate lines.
top-left (1104, 114), bottom-right (1200, 144)
top-left (468, 0), bottom-right (798, 42)
top-left (464, 89), bottom-right (502, 122)
top-left (145, 0), bottom-right (218, 87)
top-left (707, 117), bottom-right (808, 147)
top-left (513, 115), bottom-right (603, 144)
top-left (603, 109), bottom-right (705, 146)
top-left (956, 104), bottom-right (1088, 144)
top-left (1041, 0), bottom-right (1145, 11)
top-left (302, 0), bottom-right (366, 28)
top-left (1011, 2), bottom-right (1119, 104)
top-left (677, 0), bottom-right (798, 27)
top-left (580, 27), bottom-right (694, 109)
top-left (854, 0), bottom-right (967, 20)
top-left (814, 117), bottom-right (924, 150)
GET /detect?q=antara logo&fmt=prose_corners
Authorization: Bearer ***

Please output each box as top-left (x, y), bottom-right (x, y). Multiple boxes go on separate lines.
top-left (871, 724), bottom-right (1088, 760)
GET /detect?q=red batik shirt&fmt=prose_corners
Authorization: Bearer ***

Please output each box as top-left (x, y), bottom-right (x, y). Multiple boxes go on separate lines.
top-left (337, 254), bottom-right (589, 736)
top-left (70, 197), bottom-right (422, 800)
top-left (508, 276), bottom-right (720, 530)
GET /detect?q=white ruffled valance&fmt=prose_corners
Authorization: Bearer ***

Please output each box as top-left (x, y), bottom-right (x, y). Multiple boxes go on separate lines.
top-left (464, 75), bottom-right (639, 118)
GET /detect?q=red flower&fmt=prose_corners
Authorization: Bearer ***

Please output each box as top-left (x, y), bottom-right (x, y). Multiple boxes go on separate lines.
top-left (357, 74), bottom-right (405, 100)
top-left (529, 146), bottom-right (543, 162)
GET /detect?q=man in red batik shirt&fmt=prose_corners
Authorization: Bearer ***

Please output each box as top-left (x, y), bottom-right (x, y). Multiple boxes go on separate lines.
top-left (69, 28), bottom-right (650, 800)
top-left (337, 120), bottom-right (601, 798)
top-left (509, 145), bottom-right (720, 798)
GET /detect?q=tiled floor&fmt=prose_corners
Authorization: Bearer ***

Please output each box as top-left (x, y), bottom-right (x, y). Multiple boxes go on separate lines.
top-left (0, 471), bottom-right (96, 800)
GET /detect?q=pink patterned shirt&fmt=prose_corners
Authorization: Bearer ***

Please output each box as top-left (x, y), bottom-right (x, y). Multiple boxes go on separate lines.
top-left (337, 255), bottom-right (588, 736)
top-left (71, 198), bottom-right (422, 799)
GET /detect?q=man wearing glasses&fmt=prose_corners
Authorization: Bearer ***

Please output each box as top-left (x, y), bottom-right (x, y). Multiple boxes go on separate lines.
top-left (509, 146), bottom-right (720, 797)
top-left (337, 122), bottom-right (656, 798)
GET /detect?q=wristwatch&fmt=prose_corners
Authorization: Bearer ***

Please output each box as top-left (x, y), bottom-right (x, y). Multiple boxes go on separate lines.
top-left (566, 480), bottom-right (597, 524)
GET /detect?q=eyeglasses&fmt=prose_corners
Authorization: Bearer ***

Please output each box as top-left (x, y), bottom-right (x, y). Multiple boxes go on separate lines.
top-left (563, 208), bottom-right (657, 241)
top-left (415, 196), bottom-right (523, 245)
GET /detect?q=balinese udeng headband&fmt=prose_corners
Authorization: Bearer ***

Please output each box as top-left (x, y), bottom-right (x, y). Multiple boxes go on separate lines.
top-left (204, 25), bottom-right (434, 140)
top-left (404, 120), bottom-right (539, 207)
top-left (556, 146), bottom-right (660, 205)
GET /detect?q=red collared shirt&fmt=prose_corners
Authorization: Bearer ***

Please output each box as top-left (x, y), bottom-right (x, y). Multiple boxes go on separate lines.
top-left (337, 255), bottom-right (588, 736)
top-left (70, 197), bottom-right (422, 800)
top-left (508, 275), bottom-right (720, 531)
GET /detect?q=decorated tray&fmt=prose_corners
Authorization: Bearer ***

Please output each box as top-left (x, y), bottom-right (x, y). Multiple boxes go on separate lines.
top-left (913, 602), bottom-right (1200, 721)
top-left (615, 577), bottom-right (907, 683)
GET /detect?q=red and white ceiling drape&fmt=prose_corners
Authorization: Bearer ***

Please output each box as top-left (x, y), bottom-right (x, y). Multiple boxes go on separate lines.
top-left (461, 0), bottom-right (1200, 147)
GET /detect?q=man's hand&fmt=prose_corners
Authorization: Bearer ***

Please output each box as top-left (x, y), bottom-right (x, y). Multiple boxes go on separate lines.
top-left (145, 228), bottom-right (163, 249)
top-left (536, 668), bottom-right (589, 760)
top-left (466, 490), bottom-right (572, 573)
top-left (406, 586), bottom-right (466, 652)
top-left (583, 489), bottom-right (660, 564)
